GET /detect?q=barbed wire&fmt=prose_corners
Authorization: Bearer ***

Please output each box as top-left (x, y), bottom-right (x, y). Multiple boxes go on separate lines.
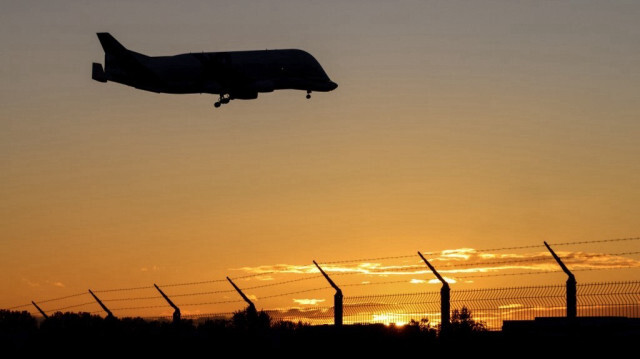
top-left (49, 301), bottom-right (96, 312)
top-left (257, 287), bottom-right (330, 300)
top-left (447, 264), bottom-right (640, 280)
top-left (240, 275), bottom-right (324, 290)
top-left (317, 236), bottom-right (640, 264)
top-left (110, 305), bottom-right (170, 311)
top-left (456, 269), bottom-right (566, 279)
top-left (552, 237), bottom-right (640, 247)
top-left (92, 285), bottom-right (155, 293)
top-left (471, 237), bottom-right (640, 252)
top-left (170, 289), bottom-right (237, 297)
top-left (18, 279), bottom-right (640, 319)
top-left (181, 311), bottom-right (235, 319)
top-left (311, 251), bottom-right (640, 276)
top-left (5, 303), bottom-right (33, 310)
top-left (92, 272), bottom-right (279, 292)
top-left (101, 295), bottom-right (164, 302)
top-left (429, 251), bottom-right (640, 270)
top-left (35, 292), bottom-right (89, 304)
top-left (229, 272), bottom-right (277, 280)
top-left (434, 257), bottom-right (553, 269)
top-left (76, 264), bottom-right (640, 306)
top-left (586, 251), bottom-right (640, 258)
top-left (341, 279), bottom-right (417, 287)
top-left (325, 271), bottom-right (397, 277)
top-left (140, 315), bottom-right (173, 320)
top-left (6, 237), bottom-right (638, 311)
top-left (154, 272), bottom-right (278, 288)
top-left (180, 299), bottom-right (245, 307)
top-left (319, 254), bottom-right (419, 265)
top-left (100, 278), bottom-right (326, 301)
top-left (473, 244), bottom-right (546, 253)
top-left (156, 279), bottom-right (227, 288)
top-left (573, 266), bottom-right (640, 273)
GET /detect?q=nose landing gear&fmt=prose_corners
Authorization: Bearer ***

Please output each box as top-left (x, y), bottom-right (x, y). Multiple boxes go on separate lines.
top-left (306, 90), bottom-right (311, 99)
top-left (214, 93), bottom-right (231, 108)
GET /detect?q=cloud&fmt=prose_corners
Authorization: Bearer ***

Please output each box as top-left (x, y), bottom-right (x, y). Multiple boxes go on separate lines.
top-left (22, 278), bottom-right (67, 288)
top-left (234, 264), bottom-right (318, 275)
top-left (233, 248), bottom-right (640, 279)
top-left (293, 298), bottom-right (326, 305)
top-left (428, 277), bottom-right (457, 284)
top-left (263, 306), bottom-right (332, 322)
top-left (140, 265), bottom-right (160, 272)
top-left (253, 275), bottom-right (275, 281)
top-left (22, 278), bottom-right (40, 287)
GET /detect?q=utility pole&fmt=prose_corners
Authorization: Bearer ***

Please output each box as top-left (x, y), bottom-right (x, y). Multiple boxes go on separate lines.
top-left (227, 277), bottom-right (257, 316)
top-left (418, 251), bottom-right (450, 331)
top-left (544, 241), bottom-right (577, 318)
top-left (31, 301), bottom-right (48, 319)
top-left (313, 260), bottom-right (343, 327)
top-left (154, 284), bottom-right (181, 324)
top-left (88, 289), bottom-right (114, 318)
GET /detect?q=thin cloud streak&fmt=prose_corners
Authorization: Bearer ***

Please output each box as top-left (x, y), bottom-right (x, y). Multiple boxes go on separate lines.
top-left (293, 298), bottom-right (326, 305)
top-left (234, 249), bottom-right (640, 279)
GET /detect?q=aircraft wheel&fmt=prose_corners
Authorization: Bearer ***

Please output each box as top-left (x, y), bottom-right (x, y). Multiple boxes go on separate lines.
top-left (214, 102), bottom-right (221, 108)
top-left (306, 94), bottom-right (311, 99)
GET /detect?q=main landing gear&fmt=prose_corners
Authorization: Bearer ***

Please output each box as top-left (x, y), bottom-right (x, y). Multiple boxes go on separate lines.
top-left (306, 90), bottom-right (312, 99)
top-left (214, 94), bottom-right (231, 108)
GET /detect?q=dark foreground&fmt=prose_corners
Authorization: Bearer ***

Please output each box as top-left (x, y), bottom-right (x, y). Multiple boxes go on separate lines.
top-left (2, 310), bottom-right (638, 357)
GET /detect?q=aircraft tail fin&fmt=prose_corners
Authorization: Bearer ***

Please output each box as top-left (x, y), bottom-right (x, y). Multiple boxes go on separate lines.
top-left (97, 33), bottom-right (127, 55)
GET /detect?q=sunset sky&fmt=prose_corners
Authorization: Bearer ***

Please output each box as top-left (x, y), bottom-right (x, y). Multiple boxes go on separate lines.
top-left (1, 1), bottom-right (639, 319)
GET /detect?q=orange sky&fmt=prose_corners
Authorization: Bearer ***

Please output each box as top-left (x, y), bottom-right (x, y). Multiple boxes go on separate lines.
top-left (1, 1), bottom-right (639, 318)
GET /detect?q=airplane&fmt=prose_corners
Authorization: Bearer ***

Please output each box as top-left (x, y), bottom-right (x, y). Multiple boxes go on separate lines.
top-left (92, 33), bottom-right (338, 108)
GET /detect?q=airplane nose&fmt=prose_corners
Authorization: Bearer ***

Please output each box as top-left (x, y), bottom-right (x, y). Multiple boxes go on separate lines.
top-left (328, 81), bottom-right (338, 91)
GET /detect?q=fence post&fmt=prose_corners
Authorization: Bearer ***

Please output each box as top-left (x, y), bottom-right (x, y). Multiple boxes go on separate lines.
top-left (227, 277), bottom-right (257, 316)
top-left (154, 284), bottom-right (181, 323)
top-left (31, 301), bottom-right (48, 319)
top-left (88, 289), bottom-right (114, 318)
top-left (418, 251), bottom-right (450, 331)
top-left (313, 260), bottom-right (343, 327)
top-left (544, 241), bottom-right (577, 319)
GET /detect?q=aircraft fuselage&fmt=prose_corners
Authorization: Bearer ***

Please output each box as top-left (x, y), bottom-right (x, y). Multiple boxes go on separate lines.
top-left (93, 33), bottom-right (338, 106)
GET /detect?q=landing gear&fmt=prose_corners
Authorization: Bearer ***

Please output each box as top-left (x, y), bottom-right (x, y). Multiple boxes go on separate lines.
top-left (214, 93), bottom-right (231, 108)
top-left (306, 90), bottom-right (311, 99)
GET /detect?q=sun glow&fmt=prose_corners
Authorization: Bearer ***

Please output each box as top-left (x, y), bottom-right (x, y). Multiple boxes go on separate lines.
top-left (372, 313), bottom-right (407, 327)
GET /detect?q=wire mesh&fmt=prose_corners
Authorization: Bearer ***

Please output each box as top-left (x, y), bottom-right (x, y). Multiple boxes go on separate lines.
top-left (343, 291), bottom-right (441, 326)
top-left (18, 281), bottom-right (638, 330)
top-left (450, 284), bottom-right (566, 330)
top-left (577, 281), bottom-right (640, 318)
top-left (448, 281), bottom-right (640, 330)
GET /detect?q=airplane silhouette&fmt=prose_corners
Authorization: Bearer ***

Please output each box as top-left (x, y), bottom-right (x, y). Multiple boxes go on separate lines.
top-left (92, 33), bottom-right (338, 108)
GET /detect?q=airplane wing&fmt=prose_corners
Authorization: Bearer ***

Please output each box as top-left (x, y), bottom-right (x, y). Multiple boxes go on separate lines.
top-left (191, 52), bottom-right (259, 98)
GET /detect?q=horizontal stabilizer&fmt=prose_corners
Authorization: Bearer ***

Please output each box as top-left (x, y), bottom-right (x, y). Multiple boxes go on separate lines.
top-left (97, 32), bottom-right (127, 55)
top-left (92, 62), bottom-right (107, 82)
